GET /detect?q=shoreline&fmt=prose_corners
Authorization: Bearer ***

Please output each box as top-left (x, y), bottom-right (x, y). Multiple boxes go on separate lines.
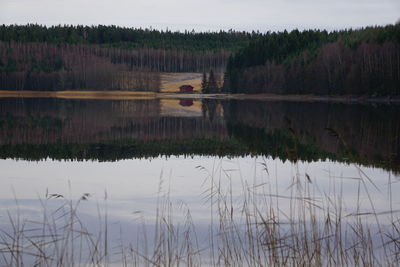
top-left (0, 90), bottom-right (399, 104)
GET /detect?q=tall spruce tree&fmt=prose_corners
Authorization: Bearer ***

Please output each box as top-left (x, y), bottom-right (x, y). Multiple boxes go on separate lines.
top-left (201, 72), bottom-right (208, 93)
top-left (207, 70), bottom-right (218, 93)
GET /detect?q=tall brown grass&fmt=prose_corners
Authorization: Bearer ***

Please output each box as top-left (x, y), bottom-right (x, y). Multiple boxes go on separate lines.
top-left (0, 163), bottom-right (399, 266)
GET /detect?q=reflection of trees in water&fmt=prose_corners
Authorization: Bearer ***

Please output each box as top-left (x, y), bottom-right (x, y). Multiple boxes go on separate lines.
top-left (0, 98), bottom-right (399, 171)
top-left (224, 100), bottom-right (400, 171)
top-left (202, 99), bottom-right (224, 123)
top-left (0, 98), bottom-right (161, 144)
top-left (0, 98), bottom-right (227, 145)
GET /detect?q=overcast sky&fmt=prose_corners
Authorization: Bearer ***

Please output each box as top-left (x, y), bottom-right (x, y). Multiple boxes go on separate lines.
top-left (1, 0), bottom-right (399, 32)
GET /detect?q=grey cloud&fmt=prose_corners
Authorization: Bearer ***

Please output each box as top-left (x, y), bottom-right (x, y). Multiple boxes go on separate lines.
top-left (0, 0), bottom-right (398, 31)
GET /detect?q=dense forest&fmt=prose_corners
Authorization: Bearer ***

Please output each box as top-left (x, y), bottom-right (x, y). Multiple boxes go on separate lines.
top-left (1, 24), bottom-right (400, 94)
top-left (224, 24), bottom-right (400, 96)
top-left (0, 25), bottom-right (261, 90)
top-left (0, 24), bottom-right (261, 51)
top-left (0, 42), bottom-right (163, 91)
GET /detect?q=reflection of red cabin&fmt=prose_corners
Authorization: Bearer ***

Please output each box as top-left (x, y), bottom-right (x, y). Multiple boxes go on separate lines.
top-left (179, 99), bottom-right (193, 107)
top-left (179, 85), bottom-right (194, 93)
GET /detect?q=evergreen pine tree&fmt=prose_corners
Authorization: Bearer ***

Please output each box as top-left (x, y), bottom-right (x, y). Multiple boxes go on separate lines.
top-left (201, 72), bottom-right (208, 93)
top-left (207, 69), bottom-right (218, 93)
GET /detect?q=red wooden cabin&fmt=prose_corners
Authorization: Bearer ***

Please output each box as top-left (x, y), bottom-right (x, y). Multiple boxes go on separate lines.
top-left (179, 85), bottom-right (194, 93)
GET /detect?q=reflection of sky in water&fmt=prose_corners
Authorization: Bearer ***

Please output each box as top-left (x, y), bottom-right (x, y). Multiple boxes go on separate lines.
top-left (1, 156), bottom-right (399, 264)
top-left (1, 156), bottom-right (399, 227)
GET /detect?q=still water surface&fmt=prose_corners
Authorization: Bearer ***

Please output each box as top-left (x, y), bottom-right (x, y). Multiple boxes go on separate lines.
top-left (0, 97), bottom-right (399, 265)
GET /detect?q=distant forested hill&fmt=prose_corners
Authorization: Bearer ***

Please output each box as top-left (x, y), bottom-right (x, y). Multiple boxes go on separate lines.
top-left (224, 24), bottom-right (400, 96)
top-left (0, 24), bottom-right (260, 51)
top-left (2, 24), bottom-right (399, 94)
top-left (0, 24), bottom-right (262, 91)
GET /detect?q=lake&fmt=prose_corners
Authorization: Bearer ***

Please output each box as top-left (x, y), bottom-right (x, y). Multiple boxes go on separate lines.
top-left (0, 97), bottom-right (399, 266)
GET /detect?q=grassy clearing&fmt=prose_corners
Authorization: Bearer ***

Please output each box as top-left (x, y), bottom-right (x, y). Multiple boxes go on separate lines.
top-left (0, 162), bottom-right (399, 266)
top-left (0, 72), bottom-right (203, 98)
top-left (160, 73), bottom-right (203, 93)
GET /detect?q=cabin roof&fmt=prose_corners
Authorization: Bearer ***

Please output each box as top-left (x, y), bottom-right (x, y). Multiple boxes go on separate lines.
top-left (179, 85), bottom-right (194, 88)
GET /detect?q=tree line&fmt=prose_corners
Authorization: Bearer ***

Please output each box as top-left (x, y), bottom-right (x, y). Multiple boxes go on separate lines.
top-left (224, 24), bottom-right (400, 96)
top-left (2, 24), bottom-right (399, 94)
top-left (0, 24), bottom-right (261, 51)
top-left (0, 42), bottom-right (163, 91)
top-left (0, 24), bottom-right (261, 91)
top-left (0, 41), bottom-right (231, 91)
top-left (201, 70), bottom-right (224, 93)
